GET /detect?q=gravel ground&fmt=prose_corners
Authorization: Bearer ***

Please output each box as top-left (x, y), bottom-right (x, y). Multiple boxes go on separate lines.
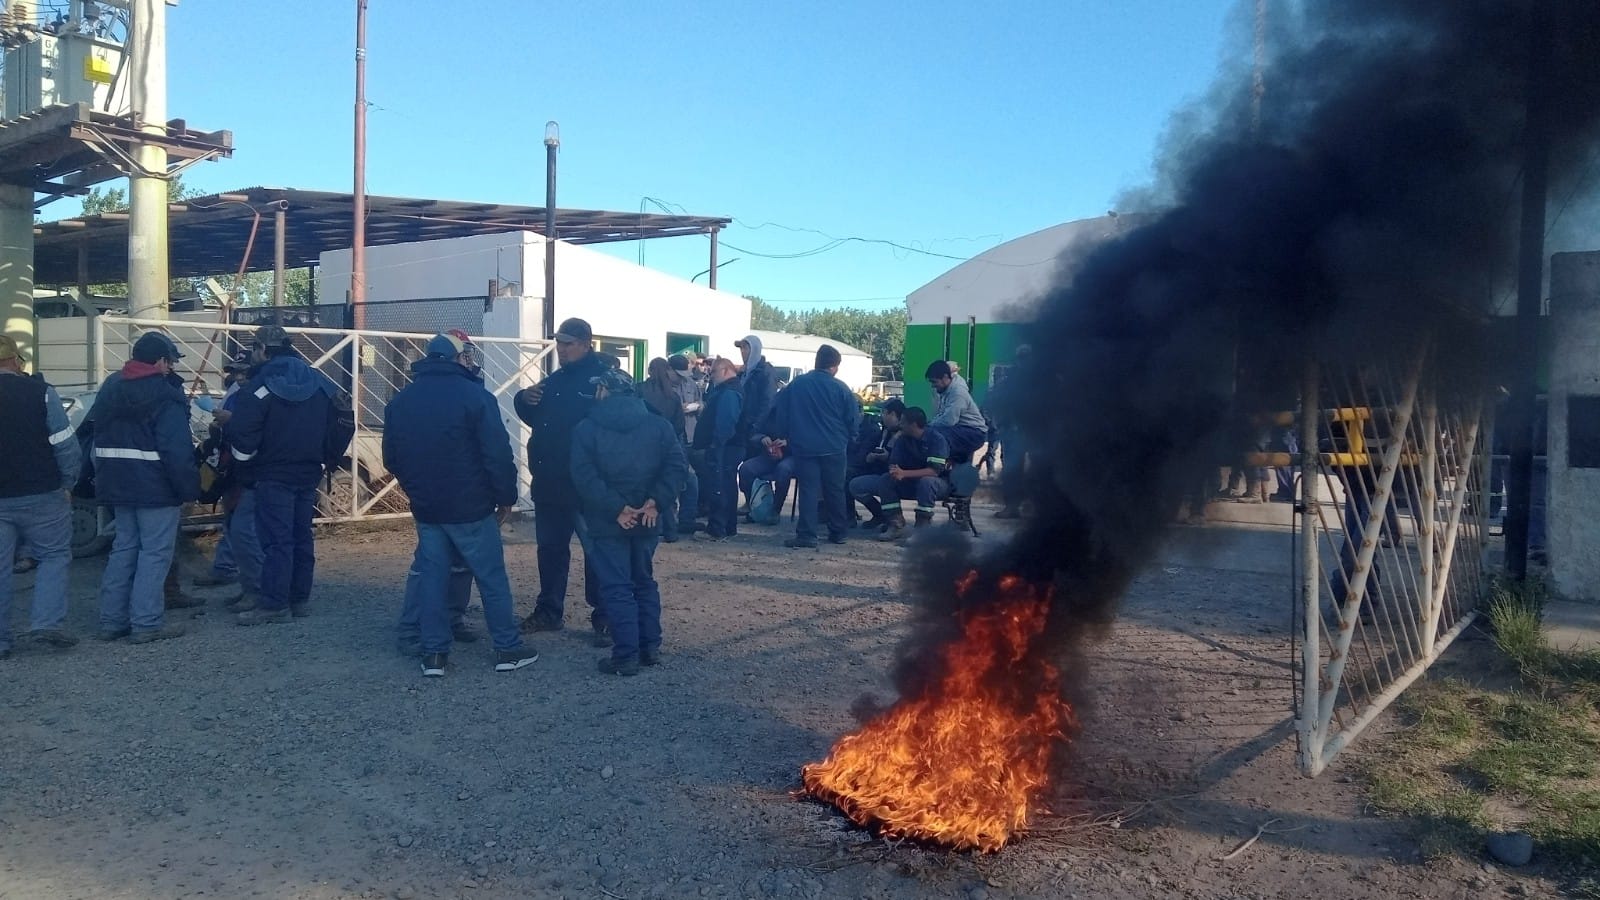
top-left (0, 501), bottom-right (1559, 899)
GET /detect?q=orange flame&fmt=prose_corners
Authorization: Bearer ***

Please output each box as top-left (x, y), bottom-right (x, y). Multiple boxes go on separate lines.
top-left (801, 574), bottom-right (1074, 852)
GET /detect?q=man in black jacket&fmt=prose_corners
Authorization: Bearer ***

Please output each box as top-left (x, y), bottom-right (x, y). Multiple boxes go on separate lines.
top-left (571, 368), bottom-right (685, 676)
top-left (514, 317), bottom-right (608, 642)
top-left (691, 357), bottom-right (744, 541)
top-left (768, 345), bottom-right (860, 548)
top-left (226, 325), bottom-right (352, 626)
top-left (385, 333), bottom-right (538, 678)
top-left (734, 334), bottom-right (777, 461)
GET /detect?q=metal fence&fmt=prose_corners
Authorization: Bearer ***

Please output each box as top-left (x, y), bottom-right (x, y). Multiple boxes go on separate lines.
top-left (1285, 353), bottom-right (1491, 776)
top-left (94, 316), bottom-right (555, 522)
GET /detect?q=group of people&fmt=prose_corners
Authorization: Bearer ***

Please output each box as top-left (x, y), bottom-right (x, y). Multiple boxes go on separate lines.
top-left (0, 325), bottom-right (353, 660)
top-left (1, 317), bottom-right (1029, 678)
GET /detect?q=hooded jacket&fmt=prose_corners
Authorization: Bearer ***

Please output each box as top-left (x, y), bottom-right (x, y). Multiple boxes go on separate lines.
top-left (691, 377), bottom-right (744, 458)
top-left (570, 393), bottom-right (686, 539)
top-left (514, 349), bottom-right (609, 506)
top-left (639, 359), bottom-right (688, 443)
top-left (737, 334), bottom-right (777, 446)
top-left (87, 363), bottom-right (199, 507)
top-left (384, 357), bottom-right (518, 524)
top-left (226, 352), bottom-right (342, 488)
top-left (932, 372), bottom-right (987, 432)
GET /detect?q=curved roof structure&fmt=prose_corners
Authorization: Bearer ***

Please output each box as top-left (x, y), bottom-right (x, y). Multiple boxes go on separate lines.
top-left (905, 214), bottom-right (1139, 324)
top-left (748, 329), bottom-right (871, 359)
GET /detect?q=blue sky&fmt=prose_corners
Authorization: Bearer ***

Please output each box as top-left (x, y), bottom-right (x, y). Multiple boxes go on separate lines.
top-left (148, 0), bottom-right (1238, 309)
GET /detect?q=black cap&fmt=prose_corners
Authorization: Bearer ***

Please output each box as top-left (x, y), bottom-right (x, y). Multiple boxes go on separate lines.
top-left (668, 354), bottom-right (690, 371)
top-left (589, 367), bottom-right (635, 397)
top-left (224, 350), bottom-right (253, 372)
top-left (132, 331), bottom-right (183, 364)
top-left (553, 318), bottom-right (593, 344)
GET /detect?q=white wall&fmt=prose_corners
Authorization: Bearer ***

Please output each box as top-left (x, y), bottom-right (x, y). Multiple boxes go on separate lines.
top-left (906, 214), bottom-right (1136, 325)
top-left (759, 347), bottom-right (873, 390)
top-left (1548, 251), bottom-right (1600, 603)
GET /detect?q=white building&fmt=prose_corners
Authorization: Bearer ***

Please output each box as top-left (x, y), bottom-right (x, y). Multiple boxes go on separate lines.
top-left (744, 329), bottom-right (874, 390)
top-left (318, 231), bottom-right (751, 377)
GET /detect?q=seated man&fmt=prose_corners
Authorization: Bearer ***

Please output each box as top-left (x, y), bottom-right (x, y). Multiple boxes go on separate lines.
top-left (849, 398), bottom-right (903, 529)
top-left (925, 360), bottom-right (987, 463)
top-left (848, 407), bottom-right (950, 541)
top-left (738, 444), bottom-right (796, 520)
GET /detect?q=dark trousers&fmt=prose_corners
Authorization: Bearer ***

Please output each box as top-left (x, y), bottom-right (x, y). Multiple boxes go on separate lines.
top-left (253, 480), bottom-right (316, 611)
top-left (936, 424), bottom-right (987, 462)
top-left (793, 453), bottom-right (849, 543)
top-left (533, 496), bottom-right (604, 629)
top-left (590, 534), bottom-right (662, 663)
top-left (851, 472), bottom-right (949, 517)
top-left (998, 428), bottom-right (1026, 509)
top-left (660, 452), bottom-right (699, 540)
top-left (704, 448), bottom-right (739, 538)
top-left (397, 541), bottom-right (471, 649)
top-left (739, 453), bottom-right (797, 508)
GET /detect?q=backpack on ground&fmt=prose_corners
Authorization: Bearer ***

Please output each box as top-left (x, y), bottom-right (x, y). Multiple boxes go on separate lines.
top-left (748, 478), bottom-right (779, 525)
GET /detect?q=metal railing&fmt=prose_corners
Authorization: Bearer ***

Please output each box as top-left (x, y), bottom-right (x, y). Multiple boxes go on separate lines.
top-left (94, 316), bottom-right (555, 522)
top-left (1285, 353), bottom-right (1492, 776)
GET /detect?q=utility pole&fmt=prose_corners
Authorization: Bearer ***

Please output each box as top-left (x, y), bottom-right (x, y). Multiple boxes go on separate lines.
top-left (543, 120), bottom-right (559, 342)
top-left (351, 0), bottom-right (368, 328)
top-left (1505, 0), bottom-right (1552, 580)
top-left (127, 0), bottom-right (169, 320)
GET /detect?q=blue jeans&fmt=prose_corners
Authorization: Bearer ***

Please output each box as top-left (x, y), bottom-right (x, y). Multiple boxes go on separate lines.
top-left (254, 480), bottom-right (316, 611)
top-left (414, 516), bottom-right (523, 655)
top-left (397, 540), bottom-right (472, 648)
top-left (739, 453), bottom-right (797, 509)
top-left (794, 454), bottom-right (849, 543)
top-left (97, 505), bottom-right (180, 633)
top-left (532, 496), bottom-right (604, 628)
top-left (660, 452), bottom-right (699, 540)
top-left (209, 528), bottom-right (236, 579)
top-left (935, 424), bottom-right (987, 463)
top-left (223, 489), bottom-right (263, 594)
top-left (850, 471), bottom-right (949, 517)
top-left (0, 492), bottom-right (73, 651)
top-left (590, 535), bottom-right (661, 663)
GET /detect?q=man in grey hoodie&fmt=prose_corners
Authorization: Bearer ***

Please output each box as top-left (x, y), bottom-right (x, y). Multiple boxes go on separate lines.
top-left (925, 359), bottom-right (988, 462)
top-left (735, 334), bottom-right (778, 461)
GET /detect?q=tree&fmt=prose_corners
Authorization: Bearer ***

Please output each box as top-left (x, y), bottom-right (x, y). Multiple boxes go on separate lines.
top-left (77, 178), bottom-right (314, 306)
top-left (741, 295), bottom-right (907, 379)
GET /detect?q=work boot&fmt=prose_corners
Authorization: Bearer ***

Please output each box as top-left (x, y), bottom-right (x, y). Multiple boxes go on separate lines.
top-left (876, 514), bottom-right (908, 542)
top-left (451, 621), bottom-right (481, 643)
top-left (130, 623), bottom-right (185, 644)
top-left (858, 515), bottom-right (887, 531)
top-left (597, 655), bottom-right (640, 677)
top-left (165, 590), bottom-right (205, 610)
top-left (97, 626), bottom-right (132, 642)
top-left (521, 612), bottom-right (562, 633)
top-left (783, 536), bottom-right (819, 549)
top-left (24, 629), bottom-right (78, 650)
top-left (914, 511), bottom-right (935, 528)
top-left (640, 648), bottom-right (662, 667)
top-left (192, 572), bottom-right (236, 587)
top-left (236, 607), bottom-right (292, 626)
top-left (592, 624), bottom-right (614, 648)
top-left (290, 603), bottom-right (311, 619)
top-left (228, 592), bottom-right (259, 614)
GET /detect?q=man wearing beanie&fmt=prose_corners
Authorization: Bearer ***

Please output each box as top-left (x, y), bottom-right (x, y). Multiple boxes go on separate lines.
top-left (89, 332), bottom-right (199, 644)
top-left (386, 333), bottom-right (537, 677)
top-left (0, 335), bottom-right (83, 657)
top-left (226, 325), bottom-right (354, 626)
top-left (570, 367), bottom-right (685, 675)
top-left (514, 317), bottom-right (610, 644)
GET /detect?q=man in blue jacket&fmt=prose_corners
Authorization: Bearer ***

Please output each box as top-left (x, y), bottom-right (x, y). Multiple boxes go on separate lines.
top-left (385, 333), bottom-right (538, 678)
top-left (734, 334), bottom-right (777, 462)
top-left (571, 367), bottom-right (685, 676)
top-left (226, 325), bottom-right (352, 626)
top-left (691, 357), bottom-right (744, 541)
top-left (90, 332), bottom-right (200, 644)
top-left (850, 407), bottom-right (951, 541)
top-left (768, 345), bottom-right (861, 549)
top-left (0, 335), bottom-right (83, 657)
top-left (514, 317), bottom-right (609, 642)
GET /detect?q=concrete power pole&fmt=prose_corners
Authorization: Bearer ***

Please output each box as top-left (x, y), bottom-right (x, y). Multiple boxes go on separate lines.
top-left (1, 0), bottom-right (39, 366)
top-left (127, 0), bottom-right (169, 320)
top-left (350, 0), bottom-right (368, 326)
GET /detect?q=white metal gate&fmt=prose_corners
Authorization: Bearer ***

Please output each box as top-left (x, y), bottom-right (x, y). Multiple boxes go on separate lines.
top-left (1286, 353), bottom-right (1492, 775)
top-left (94, 316), bottom-right (555, 522)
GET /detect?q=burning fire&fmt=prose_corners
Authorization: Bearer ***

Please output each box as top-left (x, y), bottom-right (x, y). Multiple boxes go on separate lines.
top-left (801, 573), bottom-right (1075, 852)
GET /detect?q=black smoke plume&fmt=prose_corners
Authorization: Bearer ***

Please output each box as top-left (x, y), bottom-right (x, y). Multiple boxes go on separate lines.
top-left (888, 0), bottom-right (1600, 706)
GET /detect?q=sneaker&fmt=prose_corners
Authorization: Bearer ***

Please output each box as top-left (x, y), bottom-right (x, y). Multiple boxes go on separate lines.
top-left (521, 614), bottom-right (563, 633)
top-left (130, 623), bottom-right (185, 644)
top-left (784, 537), bottom-right (819, 549)
top-left (451, 622), bottom-right (481, 643)
top-left (421, 653), bottom-right (447, 677)
top-left (290, 603), bottom-right (311, 619)
top-left (25, 629), bottom-right (79, 650)
top-left (227, 593), bottom-right (259, 614)
top-left (494, 646), bottom-right (539, 672)
top-left (640, 648), bottom-right (661, 667)
top-left (236, 607), bottom-right (292, 626)
top-left (97, 626), bottom-right (132, 642)
top-left (164, 591), bottom-right (206, 610)
top-left (597, 656), bottom-right (640, 676)
top-left (592, 625), bottom-right (614, 648)
top-left (193, 572), bottom-right (236, 587)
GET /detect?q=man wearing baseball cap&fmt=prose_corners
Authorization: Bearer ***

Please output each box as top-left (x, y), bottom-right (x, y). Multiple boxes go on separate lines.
top-left (225, 324), bottom-right (354, 626)
top-left (88, 331), bottom-right (199, 644)
top-left (513, 317), bottom-right (610, 643)
top-left (386, 332), bottom-right (537, 677)
top-left (0, 335), bottom-right (84, 658)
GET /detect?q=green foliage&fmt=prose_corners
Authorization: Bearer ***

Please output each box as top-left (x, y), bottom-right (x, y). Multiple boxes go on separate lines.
top-left (744, 296), bottom-right (906, 378)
